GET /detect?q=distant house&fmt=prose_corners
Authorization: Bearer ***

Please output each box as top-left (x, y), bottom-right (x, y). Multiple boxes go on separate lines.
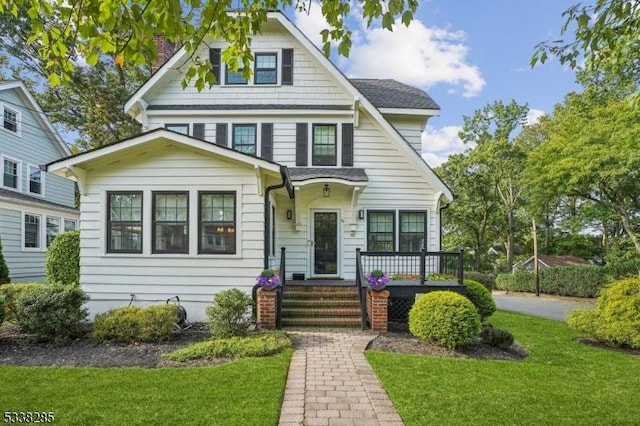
top-left (514, 255), bottom-right (590, 272)
top-left (0, 80), bottom-right (79, 282)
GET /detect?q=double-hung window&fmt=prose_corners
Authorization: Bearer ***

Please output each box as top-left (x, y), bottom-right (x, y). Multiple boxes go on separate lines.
top-left (153, 192), bottom-right (189, 254)
top-left (255, 53), bottom-right (277, 84)
top-left (24, 213), bottom-right (41, 249)
top-left (312, 124), bottom-right (337, 166)
top-left (107, 192), bottom-right (143, 253)
top-left (2, 157), bottom-right (19, 190)
top-left (64, 219), bottom-right (77, 231)
top-left (28, 165), bottom-right (43, 195)
top-left (46, 217), bottom-right (60, 247)
top-left (2, 105), bottom-right (19, 133)
top-left (399, 211), bottom-right (427, 252)
top-left (367, 211), bottom-right (395, 252)
top-left (199, 192), bottom-right (236, 254)
top-left (232, 124), bottom-right (257, 155)
top-left (226, 62), bottom-right (247, 85)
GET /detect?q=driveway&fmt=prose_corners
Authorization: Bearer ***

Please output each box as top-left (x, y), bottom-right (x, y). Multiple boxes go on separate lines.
top-left (492, 292), bottom-right (595, 321)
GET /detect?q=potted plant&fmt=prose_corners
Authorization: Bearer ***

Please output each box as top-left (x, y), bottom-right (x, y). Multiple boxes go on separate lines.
top-left (366, 269), bottom-right (389, 291)
top-left (256, 269), bottom-right (281, 291)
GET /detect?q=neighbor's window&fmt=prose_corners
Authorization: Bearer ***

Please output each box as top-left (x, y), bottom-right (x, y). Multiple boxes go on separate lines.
top-left (255, 53), bottom-right (277, 84)
top-left (2, 105), bottom-right (19, 133)
top-left (46, 216), bottom-right (60, 247)
top-left (367, 211), bottom-right (394, 252)
top-left (399, 211), bottom-right (426, 252)
top-left (199, 192), bottom-right (236, 254)
top-left (2, 157), bottom-right (19, 190)
top-left (24, 213), bottom-right (40, 249)
top-left (107, 191), bottom-right (143, 253)
top-left (28, 165), bottom-right (42, 195)
top-left (165, 123), bottom-right (189, 135)
top-left (232, 124), bottom-right (257, 155)
top-left (312, 124), bottom-right (337, 166)
top-left (153, 192), bottom-right (189, 254)
top-left (64, 219), bottom-right (77, 231)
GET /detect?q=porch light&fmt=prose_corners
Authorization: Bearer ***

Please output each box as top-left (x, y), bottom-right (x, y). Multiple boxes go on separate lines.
top-left (358, 209), bottom-right (365, 220)
top-left (286, 209), bottom-right (292, 220)
top-left (323, 184), bottom-right (330, 198)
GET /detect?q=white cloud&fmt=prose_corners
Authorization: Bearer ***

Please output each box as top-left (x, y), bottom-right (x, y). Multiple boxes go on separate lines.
top-left (421, 125), bottom-right (468, 167)
top-left (293, 4), bottom-right (485, 97)
top-left (526, 108), bottom-right (545, 125)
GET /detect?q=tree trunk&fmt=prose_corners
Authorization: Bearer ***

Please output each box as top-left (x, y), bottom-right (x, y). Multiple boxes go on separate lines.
top-left (532, 217), bottom-right (540, 297)
top-left (506, 210), bottom-right (515, 271)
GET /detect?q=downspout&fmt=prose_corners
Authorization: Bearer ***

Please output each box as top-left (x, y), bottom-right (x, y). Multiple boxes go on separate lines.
top-left (263, 166), bottom-right (293, 269)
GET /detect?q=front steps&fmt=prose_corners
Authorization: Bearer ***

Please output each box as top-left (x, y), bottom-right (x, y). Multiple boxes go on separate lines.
top-left (281, 285), bottom-right (362, 328)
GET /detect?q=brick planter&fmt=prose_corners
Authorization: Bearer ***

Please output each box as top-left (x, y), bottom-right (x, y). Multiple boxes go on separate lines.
top-left (256, 288), bottom-right (278, 330)
top-left (367, 288), bottom-right (389, 332)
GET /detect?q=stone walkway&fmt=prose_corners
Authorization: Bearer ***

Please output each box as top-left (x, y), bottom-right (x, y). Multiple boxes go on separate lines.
top-left (278, 329), bottom-right (405, 426)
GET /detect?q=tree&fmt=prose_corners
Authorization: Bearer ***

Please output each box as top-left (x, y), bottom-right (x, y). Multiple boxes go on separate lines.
top-left (0, 0), bottom-right (419, 89)
top-left (0, 235), bottom-right (10, 284)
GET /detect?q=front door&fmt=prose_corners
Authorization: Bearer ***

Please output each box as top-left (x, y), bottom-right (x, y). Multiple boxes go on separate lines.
top-left (312, 211), bottom-right (339, 277)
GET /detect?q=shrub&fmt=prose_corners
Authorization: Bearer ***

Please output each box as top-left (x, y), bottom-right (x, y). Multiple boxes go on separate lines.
top-left (464, 271), bottom-right (495, 291)
top-left (464, 279), bottom-right (496, 320)
top-left (540, 265), bottom-right (607, 298)
top-left (0, 294), bottom-right (5, 326)
top-left (163, 332), bottom-right (291, 361)
top-left (479, 323), bottom-right (514, 349)
top-left (92, 304), bottom-right (178, 343)
top-left (206, 289), bottom-right (253, 338)
top-left (0, 283), bottom-right (47, 323)
top-left (46, 230), bottom-right (80, 284)
top-left (567, 277), bottom-right (640, 349)
top-left (15, 283), bottom-right (88, 343)
top-left (0, 236), bottom-right (10, 284)
top-left (495, 272), bottom-right (534, 292)
top-left (408, 291), bottom-right (481, 350)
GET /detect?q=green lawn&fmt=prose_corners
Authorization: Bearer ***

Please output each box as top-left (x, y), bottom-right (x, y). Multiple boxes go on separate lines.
top-left (0, 351), bottom-right (292, 425)
top-left (367, 311), bottom-right (640, 426)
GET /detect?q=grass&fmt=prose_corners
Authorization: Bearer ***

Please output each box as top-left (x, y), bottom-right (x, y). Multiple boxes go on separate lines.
top-left (0, 351), bottom-right (292, 425)
top-left (367, 311), bottom-right (640, 426)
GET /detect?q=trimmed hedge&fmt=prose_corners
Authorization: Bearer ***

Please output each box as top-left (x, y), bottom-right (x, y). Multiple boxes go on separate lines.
top-left (495, 260), bottom-right (640, 298)
top-left (46, 230), bottom-right (80, 284)
top-left (409, 291), bottom-right (481, 350)
top-left (0, 283), bottom-right (47, 323)
top-left (464, 279), bottom-right (496, 320)
top-left (92, 304), bottom-right (179, 343)
top-left (567, 277), bottom-right (640, 349)
top-left (464, 271), bottom-right (495, 291)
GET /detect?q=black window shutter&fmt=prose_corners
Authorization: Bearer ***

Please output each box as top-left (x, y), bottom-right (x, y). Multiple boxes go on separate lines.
top-left (282, 48), bottom-right (294, 85)
top-left (342, 123), bottom-right (354, 166)
top-left (193, 123), bottom-right (205, 140)
top-left (261, 123), bottom-right (273, 161)
top-left (210, 48), bottom-right (221, 85)
top-left (295, 123), bottom-right (308, 166)
top-left (216, 123), bottom-right (228, 146)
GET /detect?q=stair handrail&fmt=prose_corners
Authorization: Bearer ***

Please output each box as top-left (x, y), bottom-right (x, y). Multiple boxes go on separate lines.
top-left (356, 248), bottom-right (367, 330)
top-left (276, 247), bottom-right (286, 329)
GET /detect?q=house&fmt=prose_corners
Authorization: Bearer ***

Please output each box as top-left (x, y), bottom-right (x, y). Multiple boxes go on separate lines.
top-left (514, 255), bottom-right (590, 272)
top-left (0, 80), bottom-right (79, 282)
top-left (46, 12), bottom-right (453, 321)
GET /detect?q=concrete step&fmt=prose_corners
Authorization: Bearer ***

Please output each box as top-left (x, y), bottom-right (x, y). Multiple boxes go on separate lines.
top-left (281, 316), bottom-right (361, 328)
top-left (282, 307), bottom-right (361, 318)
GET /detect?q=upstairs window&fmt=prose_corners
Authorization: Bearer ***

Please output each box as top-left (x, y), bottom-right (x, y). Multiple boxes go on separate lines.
top-left (107, 192), bottom-right (143, 253)
top-left (255, 53), bottom-right (277, 84)
top-left (165, 123), bottom-right (189, 135)
top-left (232, 124), bottom-right (257, 155)
top-left (2, 157), bottom-right (19, 190)
top-left (2, 105), bottom-right (19, 134)
top-left (28, 165), bottom-right (43, 195)
top-left (153, 192), bottom-right (189, 254)
top-left (226, 63), bottom-right (247, 85)
top-left (312, 124), bottom-right (337, 166)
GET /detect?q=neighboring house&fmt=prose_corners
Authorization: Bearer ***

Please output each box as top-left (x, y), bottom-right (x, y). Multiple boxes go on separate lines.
top-left (46, 12), bottom-right (453, 321)
top-left (514, 255), bottom-right (590, 272)
top-left (0, 80), bottom-right (79, 282)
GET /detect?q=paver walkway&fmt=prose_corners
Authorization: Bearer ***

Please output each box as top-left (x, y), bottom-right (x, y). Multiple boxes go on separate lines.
top-left (278, 329), bottom-right (404, 426)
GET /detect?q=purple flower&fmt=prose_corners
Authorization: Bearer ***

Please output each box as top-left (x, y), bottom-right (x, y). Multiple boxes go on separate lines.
top-left (366, 270), bottom-right (389, 291)
top-left (257, 269), bottom-right (281, 290)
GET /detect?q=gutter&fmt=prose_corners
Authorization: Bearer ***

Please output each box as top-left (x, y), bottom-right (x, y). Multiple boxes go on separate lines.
top-left (263, 166), bottom-right (293, 269)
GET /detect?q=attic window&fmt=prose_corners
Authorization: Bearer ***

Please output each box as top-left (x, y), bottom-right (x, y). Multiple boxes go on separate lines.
top-left (226, 64), bottom-right (247, 85)
top-left (2, 104), bottom-right (19, 134)
top-left (255, 53), bottom-right (277, 84)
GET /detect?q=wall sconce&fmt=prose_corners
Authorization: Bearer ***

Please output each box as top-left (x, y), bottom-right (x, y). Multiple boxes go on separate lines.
top-left (286, 209), bottom-right (292, 220)
top-left (358, 209), bottom-right (365, 220)
top-left (323, 184), bottom-right (330, 198)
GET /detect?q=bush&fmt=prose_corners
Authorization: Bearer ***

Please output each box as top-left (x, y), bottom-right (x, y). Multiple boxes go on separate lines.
top-left (46, 230), bottom-right (80, 284)
top-left (206, 289), bottom-right (253, 338)
top-left (464, 271), bottom-right (495, 291)
top-left (567, 277), bottom-right (640, 349)
top-left (92, 304), bottom-right (178, 343)
top-left (163, 332), bottom-right (291, 361)
top-left (495, 272), bottom-right (534, 292)
top-left (464, 279), bottom-right (496, 321)
top-left (479, 323), bottom-right (514, 349)
top-left (0, 236), bottom-right (10, 285)
top-left (0, 283), bottom-right (47, 323)
top-left (15, 283), bottom-right (88, 343)
top-left (0, 294), bottom-right (5, 326)
top-left (408, 291), bottom-right (481, 350)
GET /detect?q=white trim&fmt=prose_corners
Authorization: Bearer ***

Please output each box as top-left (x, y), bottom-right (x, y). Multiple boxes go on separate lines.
top-left (0, 154), bottom-right (22, 192)
top-left (379, 107), bottom-right (440, 117)
top-left (19, 210), bottom-right (79, 252)
top-left (1, 102), bottom-right (21, 136)
top-left (27, 163), bottom-right (45, 197)
top-left (146, 109), bottom-right (354, 117)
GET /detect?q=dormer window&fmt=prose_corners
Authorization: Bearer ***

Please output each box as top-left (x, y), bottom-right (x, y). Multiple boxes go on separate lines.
top-left (211, 48), bottom-right (293, 86)
top-left (2, 104), bottom-right (20, 134)
top-left (255, 53), bottom-right (277, 84)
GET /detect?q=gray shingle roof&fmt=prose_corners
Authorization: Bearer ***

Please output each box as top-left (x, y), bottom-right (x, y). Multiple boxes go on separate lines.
top-left (288, 168), bottom-right (368, 182)
top-left (349, 79), bottom-right (440, 110)
top-left (0, 188), bottom-right (78, 212)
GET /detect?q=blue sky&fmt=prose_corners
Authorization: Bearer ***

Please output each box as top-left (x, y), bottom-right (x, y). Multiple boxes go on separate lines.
top-left (293, 0), bottom-right (583, 166)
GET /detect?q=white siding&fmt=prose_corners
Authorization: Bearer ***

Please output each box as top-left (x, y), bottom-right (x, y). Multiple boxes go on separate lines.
top-left (386, 115), bottom-right (428, 154)
top-left (79, 145), bottom-right (269, 321)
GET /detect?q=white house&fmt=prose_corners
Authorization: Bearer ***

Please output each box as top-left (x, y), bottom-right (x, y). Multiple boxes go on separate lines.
top-left (0, 80), bottom-right (79, 282)
top-left (46, 12), bottom-right (453, 320)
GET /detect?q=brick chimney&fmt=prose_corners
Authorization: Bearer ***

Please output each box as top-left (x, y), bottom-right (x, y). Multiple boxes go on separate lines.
top-left (151, 34), bottom-right (176, 74)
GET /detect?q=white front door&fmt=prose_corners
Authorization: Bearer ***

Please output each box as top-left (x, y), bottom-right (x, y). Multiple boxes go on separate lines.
top-left (311, 210), bottom-right (340, 277)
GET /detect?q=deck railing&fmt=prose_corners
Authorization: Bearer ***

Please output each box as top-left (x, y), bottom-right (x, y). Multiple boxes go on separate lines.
top-left (355, 248), bottom-right (367, 330)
